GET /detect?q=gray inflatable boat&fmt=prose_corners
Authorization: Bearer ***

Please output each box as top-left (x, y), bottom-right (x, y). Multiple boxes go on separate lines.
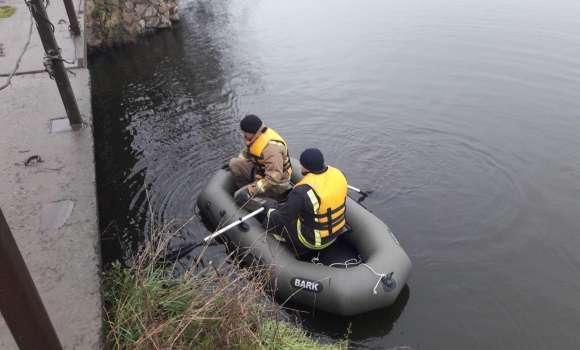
top-left (197, 158), bottom-right (412, 316)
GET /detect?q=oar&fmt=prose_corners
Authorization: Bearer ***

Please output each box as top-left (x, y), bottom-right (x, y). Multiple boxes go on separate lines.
top-left (347, 185), bottom-right (372, 197)
top-left (161, 207), bottom-right (264, 262)
top-left (203, 207), bottom-right (264, 242)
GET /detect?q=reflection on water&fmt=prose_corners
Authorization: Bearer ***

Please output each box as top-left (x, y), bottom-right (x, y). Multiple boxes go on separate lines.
top-left (91, 0), bottom-right (580, 348)
top-left (290, 285), bottom-right (411, 344)
top-left (91, 2), bottom-right (244, 265)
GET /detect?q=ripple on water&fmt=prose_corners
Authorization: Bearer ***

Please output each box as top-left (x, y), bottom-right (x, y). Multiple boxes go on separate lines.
top-left (329, 123), bottom-right (523, 248)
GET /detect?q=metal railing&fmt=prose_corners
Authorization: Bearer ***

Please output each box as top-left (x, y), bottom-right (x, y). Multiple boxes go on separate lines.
top-left (26, 0), bottom-right (83, 128)
top-left (0, 207), bottom-right (63, 350)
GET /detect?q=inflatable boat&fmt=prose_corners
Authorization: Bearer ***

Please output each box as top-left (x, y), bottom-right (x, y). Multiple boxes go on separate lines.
top-left (197, 159), bottom-right (412, 316)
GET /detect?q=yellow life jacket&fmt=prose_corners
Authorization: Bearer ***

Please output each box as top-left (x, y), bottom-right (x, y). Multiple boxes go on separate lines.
top-left (294, 166), bottom-right (347, 249)
top-left (247, 127), bottom-right (292, 180)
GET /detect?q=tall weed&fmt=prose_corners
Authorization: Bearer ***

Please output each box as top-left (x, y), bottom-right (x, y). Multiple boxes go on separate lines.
top-left (103, 219), bottom-right (347, 350)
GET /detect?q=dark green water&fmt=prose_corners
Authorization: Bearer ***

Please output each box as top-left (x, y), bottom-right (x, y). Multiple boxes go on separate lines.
top-left (90, 0), bottom-right (580, 348)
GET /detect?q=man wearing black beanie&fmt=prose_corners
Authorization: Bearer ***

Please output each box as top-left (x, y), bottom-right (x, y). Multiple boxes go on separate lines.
top-left (230, 114), bottom-right (293, 211)
top-left (261, 148), bottom-right (348, 256)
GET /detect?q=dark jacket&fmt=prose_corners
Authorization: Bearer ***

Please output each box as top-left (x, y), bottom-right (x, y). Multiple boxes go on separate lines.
top-left (261, 167), bottom-right (345, 250)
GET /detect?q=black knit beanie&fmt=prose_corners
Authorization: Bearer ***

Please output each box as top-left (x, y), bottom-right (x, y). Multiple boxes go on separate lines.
top-left (300, 148), bottom-right (325, 172)
top-left (240, 114), bottom-right (262, 134)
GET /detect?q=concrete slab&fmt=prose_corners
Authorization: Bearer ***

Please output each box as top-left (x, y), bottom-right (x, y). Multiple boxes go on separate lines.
top-left (0, 0), bottom-right (86, 75)
top-left (51, 117), bottom-right (73, 133)
top-left (0, 69), bottom-right (101, 349)
top-left (40, 200), bottom-right (75, 231)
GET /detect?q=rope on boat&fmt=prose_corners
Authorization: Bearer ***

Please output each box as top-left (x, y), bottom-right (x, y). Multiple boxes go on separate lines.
top-left (310, 254), bottom-right (391, 294)
top-left (310, 253), bottom-right (363, 268)
top-left (360, 263), bottom-right (388, 295)
top-left (329, 258), bottom-right (361, 268)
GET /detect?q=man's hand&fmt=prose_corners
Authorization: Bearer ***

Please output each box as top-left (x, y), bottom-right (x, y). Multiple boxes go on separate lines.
top-left (234, 188), bottom-right (251, 206)
top-left (262, 199), bottom-right (278, 214)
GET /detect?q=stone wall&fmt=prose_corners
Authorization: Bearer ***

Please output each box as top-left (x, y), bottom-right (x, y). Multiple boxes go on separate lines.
top-left (85, 0), bottom-right (179, 49)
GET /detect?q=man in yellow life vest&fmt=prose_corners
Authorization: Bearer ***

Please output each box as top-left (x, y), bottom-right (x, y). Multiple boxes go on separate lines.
top-left (261, 148), bottom-right (348, 256)
top-left (230, 114), bottom-right (292, 211)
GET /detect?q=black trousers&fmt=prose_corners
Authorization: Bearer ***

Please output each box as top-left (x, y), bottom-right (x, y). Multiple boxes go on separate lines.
top-left (261, 218), bottom-right (311, 256)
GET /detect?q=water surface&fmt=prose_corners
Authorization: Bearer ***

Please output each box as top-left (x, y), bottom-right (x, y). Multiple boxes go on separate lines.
top-left (90, 0), bottom-right (580, 348)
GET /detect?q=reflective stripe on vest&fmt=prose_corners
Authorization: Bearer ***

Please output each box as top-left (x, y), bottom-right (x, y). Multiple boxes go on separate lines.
top-left (294, 166), bottom-right (347, 247)
top-left (297, 219), bottom-right (336, 250)
top-left (246, 128), bottom-right (292, 180)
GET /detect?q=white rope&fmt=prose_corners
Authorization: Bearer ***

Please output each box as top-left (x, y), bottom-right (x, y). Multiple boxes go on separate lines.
top-left (310, 252), bottom-right (322, 264)
top-left (361, 263), bottom-right (388, 295)
top-left (310, 254), bottom-right (363, 268)
top-left (329, 257), bottom-right (361, 268)
top-left (310, 254), bottom-right (392, 294)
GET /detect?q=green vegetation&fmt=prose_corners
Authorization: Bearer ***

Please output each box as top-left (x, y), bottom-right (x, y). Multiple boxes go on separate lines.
top-left (91, 4), bottom-right (105, 20)
top-left (0, 6), bottom-right (15, 18)
top-left (103, 226), bottom-right (348, 349)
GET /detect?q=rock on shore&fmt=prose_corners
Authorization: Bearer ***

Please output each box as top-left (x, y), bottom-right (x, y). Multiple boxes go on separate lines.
top-left (86, 0), bottom-right (179, 50)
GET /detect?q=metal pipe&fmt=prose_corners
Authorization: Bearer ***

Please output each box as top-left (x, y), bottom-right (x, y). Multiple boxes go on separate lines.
top-left (0, 208), bottom-right (63, 350)
top-left (27, 0), bottom-right (83, 128)
top-left (62, 0), bottom-right (81, 36)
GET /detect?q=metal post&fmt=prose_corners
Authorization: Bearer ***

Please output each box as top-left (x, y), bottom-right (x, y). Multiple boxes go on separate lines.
top-left (27, 0), bottom-right (83, 128)
top-left (0, 208), bottom-right (63, 350)
top-left (62, 0), bottom-right (81, 36)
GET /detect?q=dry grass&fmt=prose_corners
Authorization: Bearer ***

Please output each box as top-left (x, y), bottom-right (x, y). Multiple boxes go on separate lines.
top-left (102, 216), bottom-right (348, 349)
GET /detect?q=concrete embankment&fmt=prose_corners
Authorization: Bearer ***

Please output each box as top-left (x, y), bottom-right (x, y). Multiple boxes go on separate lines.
top-left (0, 0), bottom-right (102, 348)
